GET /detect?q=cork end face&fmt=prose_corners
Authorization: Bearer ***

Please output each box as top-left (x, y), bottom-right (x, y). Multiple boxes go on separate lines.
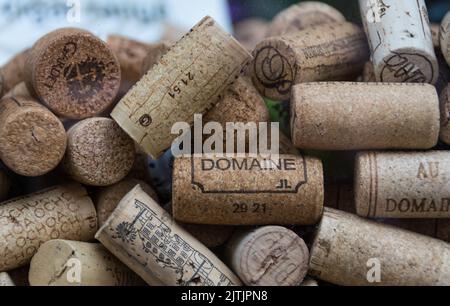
top-left (354, 152), bottom-right (372, 218)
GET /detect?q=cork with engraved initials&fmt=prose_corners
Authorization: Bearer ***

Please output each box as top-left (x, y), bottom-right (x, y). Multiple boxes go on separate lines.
top-left (441, 84), bottom-right (450, 145)
top-left (111, 16), bottom-right (252, 159)
top-left (441, 12), bottom-right (450, 66)
top-left (172, 154), bottom-right (324, 225)
top-left (355, 151), bottom-right (450, 219)
top-left (359, 0), bottom-right (438, 84)
top-left (0, 48), bottom-right (30, 97)
top-left (0, 184), bottom-right (97, 271)
top-left (309, 208), bottom-right (450, 286)
top-left (25, 28), bottom-right (121, 119)
top-left (0, 272), bottom-right (14, 286)
top-left (291, 82), bottom-right (440, 150)
top-left (225, 226), bottom-right (309, 286)
top-left (96, 185), bottom-right (242, 286)
top-left (29, 240), bottom-right (145, 286)
top-left (251, 22), bottom-right (368, 101)
top-left (0, 96), bottom-right (67, 177)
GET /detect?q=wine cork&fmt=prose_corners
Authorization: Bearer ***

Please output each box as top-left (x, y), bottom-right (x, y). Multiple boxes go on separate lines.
top-left (359, 0), bottom-right (438, 84)
top-left (266, 1), bottom-right (345, 37)
top-left (225, 226), bottom-right (309, 286)
top-left (355, 151), bottom-right (450, 219)
top-left (0, 184), bottom-right (97, 271)
top-left (252, 22), bottom-right (369, 101)
top-left (172, 154), bottom-right (324, 225)
top-left (362, 61), bottom-right (376, 82)
top-left (96, 185), bottom-right (242, 286)
top-left (431, 23), bottom-right (441, 49)
top-left (111, 16), bottom-right (252, 159)
top-left (309, 208), bottom-right (450, 286)
top-left (25, 28), bottom-right (121, 119)
top-left (62, 118), bottom-right (135, 186)
top-left (3, 82), bottom-right (33, 99)
top-left (301, 277), bottom-right (319, 287)
top-left (140, 42), bottom-right (171, 76)
top-left (95, 178), bottom-right (158, 226)
top-left (441, 12), bottom-right (450, 66)
top-left (0, 97), bottom-right (67, 177)
top-left (234, 18), bottom-right (269, 52)
top-left (29, 240), bottom-right (145, 286)
top-left (0, 48), bottom-right (30, 97)
top-left (0, 272), bottom-right (15, 286)
top-left (379, 219), bottom-right (441, 240)
top-left (441, 84), bottom-right (450, 145)
top-left (291, 82), bottom-right (440, 150)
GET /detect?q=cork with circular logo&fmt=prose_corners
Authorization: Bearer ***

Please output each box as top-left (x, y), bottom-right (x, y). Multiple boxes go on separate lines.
top-left (62, 117), bottom-right (135, 186)
top-left (226, 226), bottom-right (309, 286)
top-left (25, 28), bottom-right (121, 119)
top-left (0, 97), bottom-right (67, 177)
top-left (440, 12), bottom-right (450, 66)
top-left (440, 84), bottom-right (450, 145)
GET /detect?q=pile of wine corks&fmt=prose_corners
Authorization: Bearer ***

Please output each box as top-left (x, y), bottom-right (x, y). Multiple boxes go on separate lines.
top-left (0, 1), bottom-right (449, 287)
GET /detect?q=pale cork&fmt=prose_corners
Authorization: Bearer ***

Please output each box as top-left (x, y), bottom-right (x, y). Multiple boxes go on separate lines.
top-left (360, 0), bottom-right (438, 84)
top-left (140, 42), bottom-right (171, 76)
top-left (3, 82), bottom-right (33, 99)
top-left (0, 184), bottom-right (98, 271)
top-left (25, 28), bottom-right (121, 119)
top-left (172, 154), bottom-right (324, 225)
top-left (301, 277), bottom-right (319, 286)
top-left (0, 169), bottom-right (10, 201)
top-left (355, 151), bottom-right (450, 219)
top-left (309, 208), bottom-right (450, 286)
top-left (95, 178), bottom-right (158, 226)
top-left (62, 118), bottom-right (135, 186)
top-left (0, 97), bottom-right (67, 177)
top-left (234, 18), bottom-right (269, 52)
top-left (111, 16), bottom-right (252, 159)
top-left (441, 84), bottom-right (450, 145)
top-left (266, 1), bottom-right (345, 37)
top-left (441, 12), bottom-right (450, 66)
top-left (0, 272), bottom-right (15, 286)
top-left (95, 185), bottom-right (242, 286)
top-left (291, 82), bottom-right (440, 150)
top-left (29, 240), bottom-right (145, 286)
top-left (252, 22), bottom-right (369, 101)
top-left (225, 226), bottom-right (309, 286)
top-left (0, 48), bottom-right (30, 97)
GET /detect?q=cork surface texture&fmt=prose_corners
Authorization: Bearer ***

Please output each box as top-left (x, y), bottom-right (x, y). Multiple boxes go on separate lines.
top-left (441, 12), bottom-right (450, 66)
top-left (441, 85), bottom-right (450, 145)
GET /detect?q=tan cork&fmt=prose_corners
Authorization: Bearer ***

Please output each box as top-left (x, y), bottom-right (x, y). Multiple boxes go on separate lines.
top-left (267, 1), bottom-right (345, 37)
top-left (291, 82), bottom-right (440, 150)
top-left (140, 42), bottom-right (171, 76)
top-left (360, 0), bottom-right (438, 84)
top-left (0, 184), bottom-right (97, 271)
top-left (95, 185), bottom-right (242, 286)
top-left (0, 48), bottom-right (30, 97)
top-left (29, 240), bottom-right (145, 286)
top-left (225, 226), bottom-right (309, 286)
top-left (355, 151), bottom-right (450, 219)
top-left (62, 118), bottom-right (135, 186)
top-left (362, 61), bottom-right (376, 82)
top-left (172, 154), bottom-right (324, 225)
top-left (440, 12), bottom-right (450, 66)
top-left (431, 23), bottom-right (441, 49)
top-left (440, 84), bottom-right (450, 145)
top-left (0, 272), bottom-right (15, 286)
top-left (25, 28), bottom-right (121, 119)
top-left (95, 178), bottom-right (158, 226)
top-left (252, 22), bottom-right (369, 101)
top-left (309, 208), bottom-right (450, 286)
top-left (301, 277), bottom-right (319, 286)
top-left (111, 16), bottom-right (252, 159)
top-left (234, 18), bottom-right (269, 52)
top-left (0, 97), bottom-right (67, 177)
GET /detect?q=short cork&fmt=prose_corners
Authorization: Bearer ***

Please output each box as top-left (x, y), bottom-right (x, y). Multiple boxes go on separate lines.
top-left (25, 28), bottom-right (121, 119)
top-left (441, 12), bottom-right (450, 66)
top-left (63, 118), bottom-right (135, 186)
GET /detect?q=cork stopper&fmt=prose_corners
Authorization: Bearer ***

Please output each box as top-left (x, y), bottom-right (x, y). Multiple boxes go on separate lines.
top-left (111, 16), bottom-right (253, 159)
top-left (0, 184), bottom-right (98, 271)
top-left (140, 42), bottom-right (171, 76)
top-left (0, 273), bottom-right (15, 286)
top-left (25, 28), bottom-right (121, 119)
top-left (291, 82), bottom-right (440, 150)
top-left (29, 240), bottom-right (145, 286)
top-left (0, 48), bottom-right (30, 96)
top-left (3, 82), bottom-right (33, 99)
top-left (431, 23), bottom-right (441, 49)
top-left (441, 84), bottom-right (450, 145)
top-left (0, 97), bottom-right (67, 177)
top-left (441, 12), bottom-right (450, 66)
top-left (63, 118), bottom-right (135, 186)
top-left (267, 1), bottom-right (345, 37)
top-left (362, 61), bottom-right (376, 82)
top-left (226, 226), bottom-right (309, 286)
top-left (234, 19), bottom-right (269, 52)
top-left (252, 22), bottom-right (369, 101)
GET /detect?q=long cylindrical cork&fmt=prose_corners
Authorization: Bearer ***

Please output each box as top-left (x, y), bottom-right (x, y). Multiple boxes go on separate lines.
top-left (0, 97), bottom-right (67, 177)
top-left (441, 12), bottom-right (450, 66)
top-left (441, 84), bottom-right (450, 145)
top-left (29, 240), bottom-right (145, 286)
top-left (0, 184), bottom-right (97, 271)
top-left (172, 154), bottom-right (324, 225)
top-left (225, 226), bottom-right (309, 286)
top-left (95, 178), bottom-right (158, 226)
top-left (252, 22), bottom-right (369, 101)
top-left (111, 16), bottom-right (252, 159)
top-left (266, 2), bottom-right (345, 37)
top-left (0, 272), bottom-right (15, 286)
top-left (309, 208), bottom-right (450, 286)
top-left (25, 28), bottom-right (121, 119)
top-left (291, 82), bottom-right (440, 150)
top-left (355, 151), bottom-right (450, 219)
top-left (95, 185), bottom-right (242, 286)
top-left (0, 49), bottom-right (30, 97)
top-left (359, 0), bottom-right (438, 84)
top-left (62, 118), bottom-right (135, 186)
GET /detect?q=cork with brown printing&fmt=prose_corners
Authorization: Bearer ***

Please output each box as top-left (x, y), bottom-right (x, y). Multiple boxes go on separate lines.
top-left (440, 84), bottom-right (450, 145)
top-left (0, 272), bottom-right (15, 286)
top-left (440, 11), bottom-right (450, 66)
top-left (0, 49), bottom-right (30, 97)
top-left (111, 16), bottom-right (252, 159)
top-left (0, 184), bottom-right (98, 271)
top-left (309, 208), bottom-right (450, 286)
top-left (95, 185), bottom-right (242, 286)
